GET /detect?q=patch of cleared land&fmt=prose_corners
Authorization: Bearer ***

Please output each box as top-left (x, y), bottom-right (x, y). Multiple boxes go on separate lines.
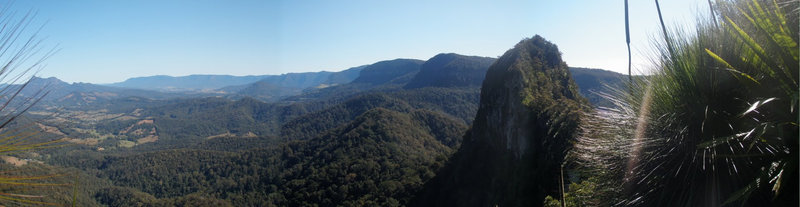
top-left (118, 140), bottom-right (136, 148)
top-left (36, 123), bottom-right (66, 136)
top-left (136, 135), bottom-right (158, 144)
top-left (206, 131), bottom-right (257, 139)
top-left (1, 156), bottom-right (41, 166)
top-left (66, 138), bottom-right (100, 146)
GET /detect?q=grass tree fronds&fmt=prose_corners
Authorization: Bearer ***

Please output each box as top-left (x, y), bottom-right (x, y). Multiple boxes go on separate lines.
top-left (655, 0), bottom-right (675, 56)
top-left (0, 6), bottom-right (71, 206)
top-left (0, 194), bottom-right (62, 206)
top-left (70, 175), bottom-right (78, 207)
top-left (577, 0), bottom-right (798, 206)
top-left (709, 0), bottom-right (720, 27)
top-left (625, 0), bottom-right (632, 81)
top-left (706, 48), bottom-right (761, 83)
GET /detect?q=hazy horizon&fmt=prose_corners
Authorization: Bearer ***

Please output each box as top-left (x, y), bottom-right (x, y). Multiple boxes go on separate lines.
top-left (13, 0), bottom-right (706, 84)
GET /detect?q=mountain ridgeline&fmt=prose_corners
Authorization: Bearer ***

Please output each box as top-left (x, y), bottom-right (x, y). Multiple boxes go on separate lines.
top-left (405, 53), bottom-right (496, 89)
top-left (32, 53), bottom-right (498, 206)
top-left (8, 35), bottom-right (627, 206)
top-left (101, 66), bottom-right (364, 102)
top-left (220, 66), bottom-right (365, 101)
top-left (21, 57), bottom-right (620, 108)
top-left (415, 35), bottom-right (588, 206)
top-left (108, 75), bottom-right (265, 91)
top-left (108, 67), bottom-right (362, 92)
top-left (351, 59), bottom-right (424, 85)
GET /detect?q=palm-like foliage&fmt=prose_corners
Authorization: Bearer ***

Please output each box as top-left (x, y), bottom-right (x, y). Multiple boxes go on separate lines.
top-left (575, 0), bottom-right (798, 206)
top-left (0, 8), bottom-right (70, 206)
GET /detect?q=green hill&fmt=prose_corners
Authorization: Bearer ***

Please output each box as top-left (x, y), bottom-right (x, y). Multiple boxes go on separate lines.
top-left (405, 53), bottom-right (495, 89)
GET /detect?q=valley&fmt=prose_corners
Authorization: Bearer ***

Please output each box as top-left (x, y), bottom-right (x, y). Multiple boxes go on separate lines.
top-left (0, 0), bottom-right (794, 206)
top-left (1, 50), bottom-right (623, 206)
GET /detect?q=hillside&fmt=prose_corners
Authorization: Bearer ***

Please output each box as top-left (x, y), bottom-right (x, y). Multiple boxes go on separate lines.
top-left (569, 67), bottom-right (625, 108)
top-left (22, 53), bottom-right (621, 153)
top-left (15, 64), bottom-right (621, 110)
top-left (220, 66), bottom-right (365, 101)
top-left (48, 107), bottom-right (466, 206)
top-left (20, 49), bottom-right (631, 206)
top-left (224, 81), bottom-right (303, 102)
top-left (275, 108), bottom-right (466, 206)
top-left (351, 59), bottom-right (423, 85)
top-left (28, 54), bottom-right (488, 155)
top-left (286, 59), bottom-right (425, 102)
top-left (405, 53), bottom-right (495, 89)
top-left (13, 77), bottom-right (199, 108)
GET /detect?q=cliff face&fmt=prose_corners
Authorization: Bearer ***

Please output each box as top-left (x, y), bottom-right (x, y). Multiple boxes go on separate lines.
top-left (414, 35), bottom-right (587, 207)
top-left (471, 35), bottom-right (584, 158)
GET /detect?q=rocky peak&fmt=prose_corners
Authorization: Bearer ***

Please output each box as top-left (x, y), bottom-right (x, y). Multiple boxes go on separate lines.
top-left (414, 35), bottom-right (587, 207)
top-left (471, 35), bottom-right (583, 157)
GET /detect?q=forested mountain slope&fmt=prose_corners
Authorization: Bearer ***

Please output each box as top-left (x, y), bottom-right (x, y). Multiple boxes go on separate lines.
top-left (405, 53), bottom-right (495, 89)
top-left (22, 48), bottom-right (629, 206)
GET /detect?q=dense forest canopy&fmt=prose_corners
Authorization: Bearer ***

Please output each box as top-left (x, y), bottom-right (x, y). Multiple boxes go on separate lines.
top-left (0, 0), bottom-right (793, 206)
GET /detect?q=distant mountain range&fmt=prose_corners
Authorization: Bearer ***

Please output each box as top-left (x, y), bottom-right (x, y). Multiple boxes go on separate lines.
top-left (106, 66), bottom-right (365, 93)
top-left (13, 77), bottom-right (183, 107)
top-left (219, 66), bottom-right (365, 101)
top-left (16, 54), bottom-right (624, 108)
top-left (25, 48), bottom-right (629, 206)
top-left (107, 75), bottom-right (265, 92)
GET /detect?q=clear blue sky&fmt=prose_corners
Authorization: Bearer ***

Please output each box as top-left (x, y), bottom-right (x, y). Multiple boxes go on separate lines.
top-left (10, 0), bottom-right (707, 84)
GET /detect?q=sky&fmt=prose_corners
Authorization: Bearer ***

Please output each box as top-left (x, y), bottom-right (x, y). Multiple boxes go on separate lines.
top-left (7, 0), bottom-right (708, 84)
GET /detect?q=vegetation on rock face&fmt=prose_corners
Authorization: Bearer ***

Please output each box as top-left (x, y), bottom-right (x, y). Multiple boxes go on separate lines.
top-left (574, 0), bottom-right (798, 206)
top-left (415, 35), bottom-right (588, 207)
